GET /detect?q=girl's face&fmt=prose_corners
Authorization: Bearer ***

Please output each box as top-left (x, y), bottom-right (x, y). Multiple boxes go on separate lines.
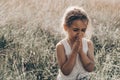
top-left (65, 20), bottom-right (87, 42)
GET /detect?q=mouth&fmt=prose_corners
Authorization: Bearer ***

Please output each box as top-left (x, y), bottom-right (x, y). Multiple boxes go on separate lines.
top-left (75, 36), bottom-right (77, 39)
top-left (74, 36), bottom-right (79, 40)
top-left (74, 34), bottom-right (83, 40)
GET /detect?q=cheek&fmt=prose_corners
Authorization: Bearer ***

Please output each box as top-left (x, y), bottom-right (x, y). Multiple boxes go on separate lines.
top-left (73, 33), bottom-right (78, 39)
top-left (72, 32), bottom-right (77, 36)
top-left (82, 32), bottom-right (85, 36)
top-left (70, 33), bottom-right (76, 38)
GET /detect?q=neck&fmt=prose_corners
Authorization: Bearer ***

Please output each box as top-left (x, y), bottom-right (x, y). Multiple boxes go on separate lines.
top-left (67, 38), bottom-right (74, 48)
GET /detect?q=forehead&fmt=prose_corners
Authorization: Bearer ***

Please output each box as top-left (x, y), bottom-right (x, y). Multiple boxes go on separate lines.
top-left (71, 20), bottom-right (87, 28)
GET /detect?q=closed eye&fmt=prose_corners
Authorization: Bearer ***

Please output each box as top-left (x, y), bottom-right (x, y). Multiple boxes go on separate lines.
top-left (73, 28), bottom-right (79, 32)
top-left (81, 29), bottom-right (86, 32)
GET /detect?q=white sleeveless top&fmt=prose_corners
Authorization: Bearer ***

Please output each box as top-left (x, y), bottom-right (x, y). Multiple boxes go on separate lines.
top-left (57, 38), bottom-right (89, 80)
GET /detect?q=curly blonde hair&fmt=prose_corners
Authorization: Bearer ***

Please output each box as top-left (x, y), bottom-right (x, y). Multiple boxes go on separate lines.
top-left (62, 6), bottom-right (89, 27)
top-left (61, 6), bottom-right (93, 39)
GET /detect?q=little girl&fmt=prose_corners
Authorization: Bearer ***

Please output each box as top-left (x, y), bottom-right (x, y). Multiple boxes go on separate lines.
top-left (56, 6), bottom-right (95, 80)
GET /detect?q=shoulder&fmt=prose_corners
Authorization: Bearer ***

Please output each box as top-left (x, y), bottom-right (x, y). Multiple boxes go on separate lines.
top-left (56, 38), bottom-right (67, 48)
top-left (56, 39), bottom-right (64, 47)
top-left (56, 39), bottom-right (65, 52)
top-left (87, 39), bottom-right (93, 47)
top-left (56, 42), bottom-right (63, 49)
top-left (56, 40), bottom-right (66, 66)
top-left (85, 38), bottom-right (94, 50)
top-left (86, 39), bottom-right (95, 62)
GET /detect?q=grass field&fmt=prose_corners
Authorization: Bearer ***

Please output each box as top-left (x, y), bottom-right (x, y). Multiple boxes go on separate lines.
top-left (0, 0), bottom-right (120, 80)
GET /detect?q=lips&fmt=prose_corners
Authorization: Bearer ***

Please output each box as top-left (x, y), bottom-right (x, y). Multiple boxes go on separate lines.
top-left (75, 36), bottom-right (77, 39)
top-left (74, 35), bottom-right (79, 41)
top-left (74, 33), bottom-right (83, 41)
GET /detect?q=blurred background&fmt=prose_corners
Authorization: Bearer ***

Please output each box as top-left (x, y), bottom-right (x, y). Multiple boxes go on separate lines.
top-left (0, 0), bottom-right (120, 80)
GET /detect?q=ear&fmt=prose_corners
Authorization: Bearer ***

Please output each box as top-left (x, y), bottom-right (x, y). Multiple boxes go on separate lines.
top-left (64, 24), bottom-right (68, 31)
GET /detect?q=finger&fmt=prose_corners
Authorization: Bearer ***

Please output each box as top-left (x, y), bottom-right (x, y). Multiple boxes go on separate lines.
top-left (78, 34), bottom-right (82, 41)
top-left (81, 32), bottom-right (84, 37)
top-left (79, 32), bottom-right (84, 39)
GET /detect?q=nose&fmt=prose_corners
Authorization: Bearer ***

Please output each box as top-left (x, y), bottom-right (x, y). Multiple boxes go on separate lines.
top-left (76, 32), bottom-right (81, 37)
top-left (77, 30), bottom-right (81, 34)
top-left (77, 30), bottom-right (84, 37)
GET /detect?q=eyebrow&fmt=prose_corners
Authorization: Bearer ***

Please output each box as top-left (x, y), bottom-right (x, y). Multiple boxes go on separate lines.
top-left (73, 28), bottom-right (80, 29)
top-left (81, 28), bottom-right (86, 30)
top-left (72, 27), bottom-right (86, 30)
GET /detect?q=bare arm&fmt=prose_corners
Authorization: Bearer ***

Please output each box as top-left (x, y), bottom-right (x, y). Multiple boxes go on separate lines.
top-left (56, 41), bottom-right (79, 75)
top-left (78, 40), bottom-right (95, 72)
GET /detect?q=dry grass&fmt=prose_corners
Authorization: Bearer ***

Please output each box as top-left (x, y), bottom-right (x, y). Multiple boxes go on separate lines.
top-left (0, 0), bottom-right (120, 80)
